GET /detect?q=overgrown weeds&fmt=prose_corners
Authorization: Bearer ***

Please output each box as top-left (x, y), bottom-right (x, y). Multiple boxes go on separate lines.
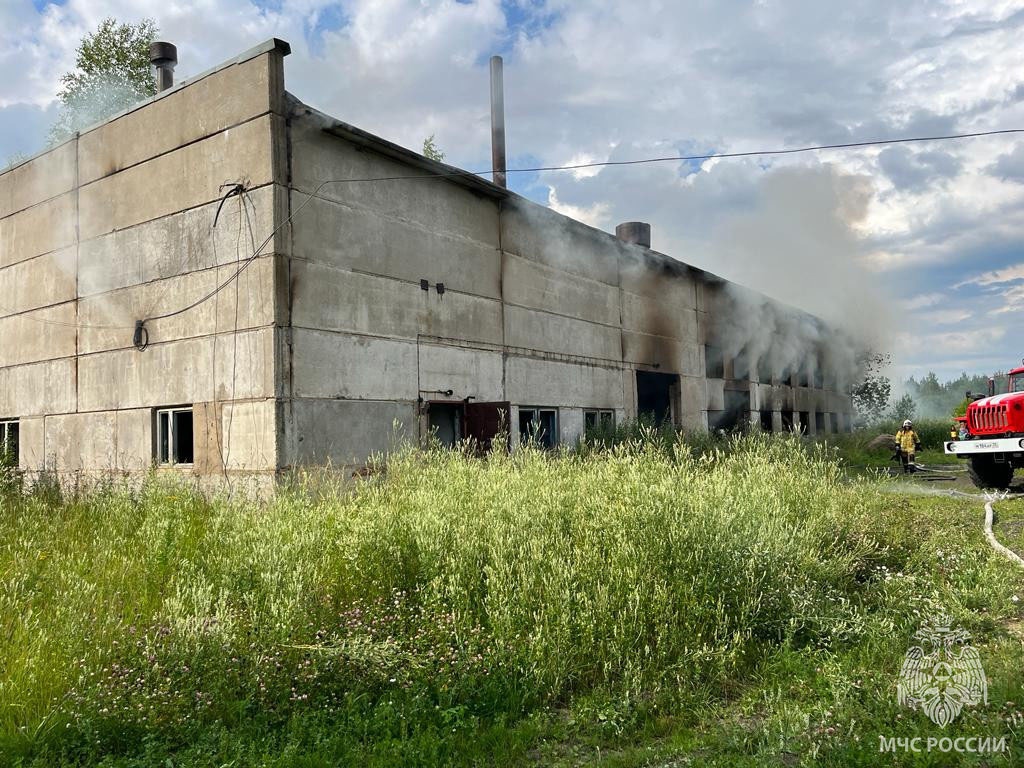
top-left (0, 434), bottom-right (1019, 766)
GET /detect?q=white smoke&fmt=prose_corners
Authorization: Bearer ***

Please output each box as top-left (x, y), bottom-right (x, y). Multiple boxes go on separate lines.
top-left (701, 163), bottom-right (890, 389)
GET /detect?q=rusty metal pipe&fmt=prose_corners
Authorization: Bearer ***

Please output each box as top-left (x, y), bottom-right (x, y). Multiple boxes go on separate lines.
top-left (489, 55), bottom-right (507, 188)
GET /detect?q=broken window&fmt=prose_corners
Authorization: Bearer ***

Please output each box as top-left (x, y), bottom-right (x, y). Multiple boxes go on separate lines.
top-left (0, 419), bottom-right (19, 465)
top-left (155, 406), bottom-right (194, 466)
top-left (584, 409), bottom-right (615, 432)
top-left (428, 403), bottom-right (463, 448)
top-left (798, 411), bottom-right (810, 435)
top-left (519, 407), bottom-right (558, 448)
top-left (760, 411), bottom-right (773, 432)
top-left (704, 344), bottom-right (724, 379)
top-left (636, 371), bottom-right (678, 424)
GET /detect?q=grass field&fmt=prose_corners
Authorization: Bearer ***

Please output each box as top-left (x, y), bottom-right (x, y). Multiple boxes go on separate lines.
top-left (1, 434), bottom-right (1022, 766)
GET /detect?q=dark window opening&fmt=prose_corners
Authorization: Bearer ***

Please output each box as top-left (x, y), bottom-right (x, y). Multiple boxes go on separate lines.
top-left (705, 344), bottom-right (724, 379)
top-left (1, 419), bottom-right (19, 465)
top-left (798, 367), bottom-right (810, 387)
top-left (428, 403), bottom-right (462, 448)
top-left (779, 366), bottom-right (793, 387)
top-left (519, 407), bottom-right (558, 449)
top-left (757, 357), bottom-right (773, 385)
top-left (711, 389), bottom-right (751, 431)
top-left (760, 410), bottom-right (773, 432)
top-left (827, 412), bottom-right (837, 433)
top-left (798, 411), bottom-right (810, 435)
top-left (584, 409), bottom-right (615, 432)
top-left (155, 407), bottom-right (194, 466)
top-left (814, 411), bottom-right (824, 433)
top-left (636, 371), bottom-right (678, 424)
top-left (781, 411), bottom-right (794, 432)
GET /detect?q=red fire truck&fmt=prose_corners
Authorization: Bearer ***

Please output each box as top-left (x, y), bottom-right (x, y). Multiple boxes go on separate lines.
top-left (944, 364), bottom-right (1024, 488)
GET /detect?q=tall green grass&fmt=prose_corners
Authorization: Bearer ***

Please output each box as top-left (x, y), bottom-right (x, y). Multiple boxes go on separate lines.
top-left (0, 434), bottom-right (1017, 765)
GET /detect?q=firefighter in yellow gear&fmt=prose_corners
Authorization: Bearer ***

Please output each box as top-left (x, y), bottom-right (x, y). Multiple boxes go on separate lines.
top-left (895, 419), bottom-right (922, 473)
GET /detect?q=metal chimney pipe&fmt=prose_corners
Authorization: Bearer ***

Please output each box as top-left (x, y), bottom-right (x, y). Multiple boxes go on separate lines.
top-left (489, 55), bottom-right (507, 188)
top-left (615, 221), bottom-right (652, 248)
top-left (150, 42), bottom-right (178, 92)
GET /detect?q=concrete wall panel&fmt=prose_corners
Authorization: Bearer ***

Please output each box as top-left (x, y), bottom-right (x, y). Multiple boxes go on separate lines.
top-left (290, 121), bottom-right (499, 246)
top-left (221, 399), bottom-right (277, 471)
top-left (78, 185), bottom-right (275, 297)
top-left (0, 141), bottom-right (76, 220)
top-left (417, 343), bottom-right (504, 402)
top-left (0, 248), bottom-right (76, 314)
top-left (620, 291), bottom-right (699, 343)
top-left (78, 257), bottom-right (276, 354)
top-left (502, 253), bottom-right (619, 326)
top-left (290, 398), bottom-right (416, 466)
top-left (621, 332), bottom-right (702, 377)
top-left (292, 196), bottom-right (501, 300)
top-left (500, 198), bottom-right (620, 285)
top-left (291, 261), bottom-right (502, 345)
top-left (78, 56), bottom-right (277, 185)
top-left (78, 328), bottom-right (275, 411)
top-left (505, 356), bottom-right (622, 408)
top-left (79, 115), bottom-right (275, 241)
top-left (0, 305), bottom-right (77, 368)
top-left (504, 305), bottom-right (620, 361)
top-left (44, 412), bottom-right (117, 471)
top-left (16, 416), bottom-right (45, 471)
top-left (0, 358), bottom-right (76, 417)
top-left (291, 329), bottom-right (417, 401)
top-left (0, 193), bottom-right (76, 269)
top-left (619, 254), bottom-right (698, 307)
top-left (114, 408), bottom-right (152, 471)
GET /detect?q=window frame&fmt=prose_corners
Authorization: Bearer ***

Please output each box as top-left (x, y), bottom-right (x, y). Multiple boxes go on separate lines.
top-left (518, 406), bottom-right (560, 448)
top-left (583, 409), bottom-right (615, 431)
top-left (1012, 374), bottom-right (1024, 393)
top-left (704, 344), bottom-right (725, 379)
top-left (154, 406), bottom-right (195, 467)
top-left (0, 418), bottom-right (19, 466)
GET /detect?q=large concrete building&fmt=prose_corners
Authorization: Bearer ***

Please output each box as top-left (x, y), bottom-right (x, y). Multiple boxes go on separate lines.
top-left (0, 39), bottom-right (854, 486)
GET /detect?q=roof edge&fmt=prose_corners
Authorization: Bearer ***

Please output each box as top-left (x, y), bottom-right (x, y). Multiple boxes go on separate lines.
top-left (1, 38), bottom-right (291, 178)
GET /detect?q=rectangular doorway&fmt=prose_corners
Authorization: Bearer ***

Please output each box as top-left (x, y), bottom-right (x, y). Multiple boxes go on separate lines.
top-left (636, 371), bottom-right (678, 424)
top-left (428, 403), bottom-right (462, 447)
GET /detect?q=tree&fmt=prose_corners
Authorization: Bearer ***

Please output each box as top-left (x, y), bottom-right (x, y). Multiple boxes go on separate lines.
top-left (49, 18), bottom-right (158, 143)
top-left (887, 393), bottom-right (916, 422)
top-left (422, 134), bottom-right (445, 162)
top-left (852, 351), bottom-right (891, 424)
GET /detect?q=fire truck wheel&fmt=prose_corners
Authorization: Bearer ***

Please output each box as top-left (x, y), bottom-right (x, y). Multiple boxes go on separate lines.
top-left (968, 455), bottom-right (1014, 490)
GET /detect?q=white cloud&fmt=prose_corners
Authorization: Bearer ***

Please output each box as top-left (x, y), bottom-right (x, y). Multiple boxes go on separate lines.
top-left (4, 0), bottom-right (1024, 377)
top-left (905, 292), bottom-right (945, 310)
top-left (956, 262), bottom-right (1024, 287)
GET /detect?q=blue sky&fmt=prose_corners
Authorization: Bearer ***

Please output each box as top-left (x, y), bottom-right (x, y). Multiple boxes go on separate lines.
top-left (2, 0), bottom-right (1024, 384)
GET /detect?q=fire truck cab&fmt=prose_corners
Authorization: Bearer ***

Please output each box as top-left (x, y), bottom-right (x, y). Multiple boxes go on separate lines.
top-left (944, 365), bottom-right (1024, 488)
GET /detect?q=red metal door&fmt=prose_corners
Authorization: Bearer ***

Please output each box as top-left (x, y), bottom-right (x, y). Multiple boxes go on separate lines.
top-left (463, 401), bottom-right (510, 452)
